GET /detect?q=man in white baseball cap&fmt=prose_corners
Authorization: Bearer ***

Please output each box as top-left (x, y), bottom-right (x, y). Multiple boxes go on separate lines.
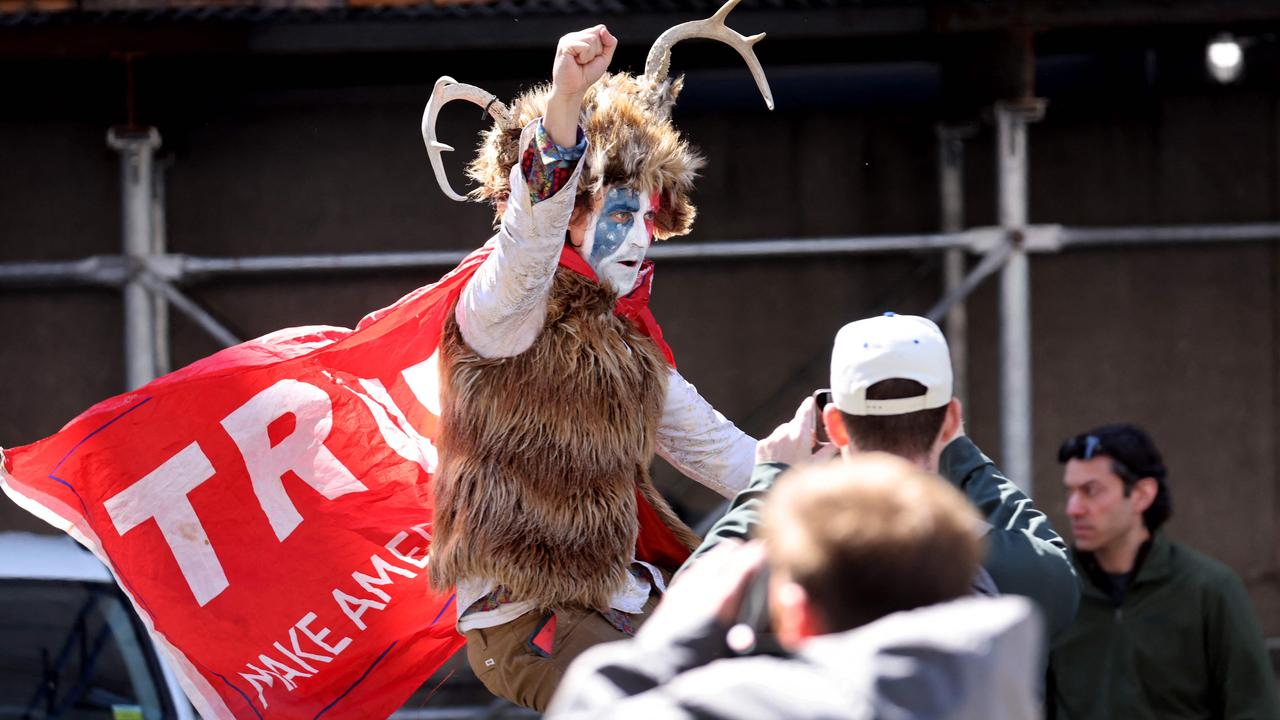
top-left (816, 312), bottom-right (1078, 639)
top-left (685, 311), bottom-right (1080, 644)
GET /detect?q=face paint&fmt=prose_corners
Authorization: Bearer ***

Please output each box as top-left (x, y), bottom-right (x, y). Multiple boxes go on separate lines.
top-left (645, 191), bottom-right (661, 240)
top-left (576, 185), bottom-right (657, 296)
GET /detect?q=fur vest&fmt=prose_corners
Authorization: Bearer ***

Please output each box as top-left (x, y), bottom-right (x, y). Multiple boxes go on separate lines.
top-left (429, 267), bottom-right (700, 611)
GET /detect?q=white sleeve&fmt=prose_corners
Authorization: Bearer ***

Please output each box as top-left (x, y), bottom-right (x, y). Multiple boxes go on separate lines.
top-left (455, 121), bottom-right (586, 359)
top-left (655, 368), bottom-right (757, 499)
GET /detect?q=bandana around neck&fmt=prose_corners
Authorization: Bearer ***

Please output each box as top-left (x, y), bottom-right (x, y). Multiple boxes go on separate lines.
top-left (556, 244), bottom-right (673, 367)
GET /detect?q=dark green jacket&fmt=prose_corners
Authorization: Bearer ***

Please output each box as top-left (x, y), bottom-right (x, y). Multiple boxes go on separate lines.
top-left (681, 436), bottom-right (1081, 640)
top-left (1050, 532), bottom-right (1280, 719)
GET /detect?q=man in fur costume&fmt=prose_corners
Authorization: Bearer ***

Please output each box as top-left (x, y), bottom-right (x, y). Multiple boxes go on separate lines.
top-left (423, 21), bottom-right (765, 711)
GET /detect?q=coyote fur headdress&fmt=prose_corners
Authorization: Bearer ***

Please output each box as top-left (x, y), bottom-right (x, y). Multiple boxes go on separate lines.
top-left (422, 0), bottom-right (774, 240)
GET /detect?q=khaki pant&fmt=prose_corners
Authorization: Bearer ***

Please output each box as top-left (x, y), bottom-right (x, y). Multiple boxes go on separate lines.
top-left (463, 592), bottom-right (660, 712)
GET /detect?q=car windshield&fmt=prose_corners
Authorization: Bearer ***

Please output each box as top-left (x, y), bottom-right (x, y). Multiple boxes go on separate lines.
top-left (0, 579), bottom-right (172, 720)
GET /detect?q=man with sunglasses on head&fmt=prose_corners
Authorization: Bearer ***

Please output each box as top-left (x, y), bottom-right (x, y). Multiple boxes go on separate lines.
top-left (1049, 424), bottom-right (1279, 719)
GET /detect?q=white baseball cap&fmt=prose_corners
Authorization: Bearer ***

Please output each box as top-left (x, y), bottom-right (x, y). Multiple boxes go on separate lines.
top-left (830, 312), bottom-right (953, 416)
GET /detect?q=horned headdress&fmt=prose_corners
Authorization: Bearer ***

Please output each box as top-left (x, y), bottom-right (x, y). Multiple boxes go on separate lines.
top-left (421, 0), bottom-right (773, 240)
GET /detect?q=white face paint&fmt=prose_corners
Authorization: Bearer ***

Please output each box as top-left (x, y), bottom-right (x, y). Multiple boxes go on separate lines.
top-left (573, 185), bottom-right (658, 296)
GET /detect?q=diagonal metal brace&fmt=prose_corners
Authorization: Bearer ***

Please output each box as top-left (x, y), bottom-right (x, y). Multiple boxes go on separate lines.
top-left (925, 239), bottom-right (1015, 324)
top-left (137, 271), bottom-right (241, 348)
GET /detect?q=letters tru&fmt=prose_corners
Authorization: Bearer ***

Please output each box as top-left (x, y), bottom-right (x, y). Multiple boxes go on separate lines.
top-left (103, 367), bottom-right (437, 607)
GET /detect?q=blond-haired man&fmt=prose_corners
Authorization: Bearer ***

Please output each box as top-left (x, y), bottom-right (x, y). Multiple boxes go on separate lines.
top-left (547, 455), bottom-right (1043, 719)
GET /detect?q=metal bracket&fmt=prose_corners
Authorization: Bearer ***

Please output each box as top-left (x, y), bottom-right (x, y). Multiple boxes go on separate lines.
top-left (962, 224), bottom-right (1062, 254)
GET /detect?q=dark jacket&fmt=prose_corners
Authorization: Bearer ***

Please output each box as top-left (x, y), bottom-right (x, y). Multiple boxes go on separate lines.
top-left (546, 595), bottom-right (1043, 720)
top-left (682, 437), bottom-right (1080, 639)
top-left (1050, 532), bottom-right (1280, 719)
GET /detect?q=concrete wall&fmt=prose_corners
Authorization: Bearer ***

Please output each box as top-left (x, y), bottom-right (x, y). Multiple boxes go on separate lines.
top-left (3, 51), bottom-right (1280, 636)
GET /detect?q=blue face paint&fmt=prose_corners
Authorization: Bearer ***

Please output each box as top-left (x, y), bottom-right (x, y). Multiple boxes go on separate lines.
top-left (576, 184), bottom-right (657, 296)
top-left (589, 186), bottom-right (641, 265)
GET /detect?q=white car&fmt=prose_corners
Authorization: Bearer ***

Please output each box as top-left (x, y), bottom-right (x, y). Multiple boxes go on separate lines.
top-left (0, 532), bottom-right (195, 720)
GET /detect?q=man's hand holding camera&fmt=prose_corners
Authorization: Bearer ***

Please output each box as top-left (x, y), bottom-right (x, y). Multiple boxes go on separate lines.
top-left (755, 394), bottom-right (839, 467)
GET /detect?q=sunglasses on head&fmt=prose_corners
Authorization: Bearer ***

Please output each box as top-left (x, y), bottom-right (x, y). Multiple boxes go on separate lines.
top-left (1058, 434), bottom-right (1140, 484)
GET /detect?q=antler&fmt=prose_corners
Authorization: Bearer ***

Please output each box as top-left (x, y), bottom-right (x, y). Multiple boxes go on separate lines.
top-left (421, 76), bottom-right (511, 201)
top-left (644, 0), bottom-right (774, 110)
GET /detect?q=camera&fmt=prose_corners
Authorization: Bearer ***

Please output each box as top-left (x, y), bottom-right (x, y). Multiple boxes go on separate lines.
top-left (812, 388), bottom-right (833, 445)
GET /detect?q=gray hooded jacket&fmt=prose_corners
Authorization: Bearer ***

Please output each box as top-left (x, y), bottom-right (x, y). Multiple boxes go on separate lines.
top-left (546, 595), bottom-right (1043, 720)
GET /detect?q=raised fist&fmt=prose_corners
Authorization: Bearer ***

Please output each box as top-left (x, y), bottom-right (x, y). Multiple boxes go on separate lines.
top-left (552, 25), bottom-right (617, 98)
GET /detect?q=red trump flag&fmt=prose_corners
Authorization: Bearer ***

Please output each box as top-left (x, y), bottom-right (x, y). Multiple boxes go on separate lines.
top-left (0, 252), bottom-right (498, 719)
top-left (1, 245), bottom-right (677, 719)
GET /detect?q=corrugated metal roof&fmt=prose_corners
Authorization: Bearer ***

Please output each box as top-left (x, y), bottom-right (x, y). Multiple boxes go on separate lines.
top-left (0, 0), bottom-right (866, 27)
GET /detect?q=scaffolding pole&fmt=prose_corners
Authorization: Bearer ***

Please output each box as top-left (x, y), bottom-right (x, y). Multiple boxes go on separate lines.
top-left (1058, 223), bottom-right (1280, 246)
top-left (996, 102), bottom-right (1043, 496)
top-left (153, 158), bottom-right (171, 375)
top-left (7, 223), bottom-right (1280, 290)
top-left (937, 124), bottom-right (974, 407)
top-left (166, 232), bottom-right (980, 281)
top-left (107, 127), bottom-right (163, 391)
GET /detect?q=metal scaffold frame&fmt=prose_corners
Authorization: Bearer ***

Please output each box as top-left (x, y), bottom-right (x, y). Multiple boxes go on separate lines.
top-left (7, 116), bottom-right (1280, 499)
